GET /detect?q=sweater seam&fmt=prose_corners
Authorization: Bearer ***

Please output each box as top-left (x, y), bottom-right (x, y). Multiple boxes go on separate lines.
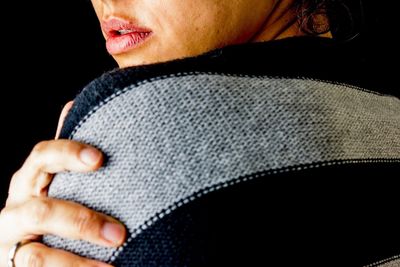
top-left (107, 158), bottom-right (400, 263)
top-left (364, 255), bottom-right (400, 267)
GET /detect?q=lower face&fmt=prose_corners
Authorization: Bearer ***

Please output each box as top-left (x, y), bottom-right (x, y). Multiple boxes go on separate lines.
top-left (90, 0), bottom-right (276, 68)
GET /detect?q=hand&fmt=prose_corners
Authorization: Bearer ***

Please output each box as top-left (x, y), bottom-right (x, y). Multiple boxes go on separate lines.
top-left (0, 102), bottom-right (126, 267)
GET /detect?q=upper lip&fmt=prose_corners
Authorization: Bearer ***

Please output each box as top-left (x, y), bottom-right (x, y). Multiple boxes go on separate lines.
top-left (101, 18), bottom-right (152, 38)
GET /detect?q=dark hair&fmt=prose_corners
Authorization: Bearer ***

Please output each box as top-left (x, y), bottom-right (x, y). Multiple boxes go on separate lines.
top-left (296, 0), bottom-right (364, 41)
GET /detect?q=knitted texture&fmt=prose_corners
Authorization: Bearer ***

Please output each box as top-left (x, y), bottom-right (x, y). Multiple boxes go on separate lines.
top-left (43, 71), bottom-right (400, 265)
top-left (368, 258), bottom-right (400, 267)
top-left (107, 162), bottom-right (400, 267)
top-left (381, 260), bottom-right (400, 267)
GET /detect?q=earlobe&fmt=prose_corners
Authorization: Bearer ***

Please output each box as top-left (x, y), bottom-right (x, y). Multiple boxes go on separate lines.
top-left (55, 101), bottom-right (74, 140)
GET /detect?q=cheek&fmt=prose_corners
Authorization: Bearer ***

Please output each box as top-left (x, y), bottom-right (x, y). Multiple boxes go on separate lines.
top-left (90, 1), bottom-right (102, 20)
top-left (111, 0), bottom-right (271, 67)
top-left (152, 3), bottom-right (232, 54)
top-left (152, 1), bottom-right (269, 55)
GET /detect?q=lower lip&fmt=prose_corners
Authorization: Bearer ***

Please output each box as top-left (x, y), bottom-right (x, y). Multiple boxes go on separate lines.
top-left (106, 32), bottom-right (152, 55)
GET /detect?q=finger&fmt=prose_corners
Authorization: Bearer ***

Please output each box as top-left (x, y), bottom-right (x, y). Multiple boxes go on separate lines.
top-left (7, 140), bottom-right (103, 204)
top-left (0, 197), bottom-right (126, 248)
top-left (55, 101), bottom-right (74, 140)
top-left (0, 242), bottom-right (113, 267)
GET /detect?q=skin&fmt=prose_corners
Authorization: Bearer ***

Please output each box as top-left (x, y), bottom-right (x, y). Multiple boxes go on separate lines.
top-left (92, 0), bottom-right (313, 68)
top-left (0, 1), bottom-right (330, 266)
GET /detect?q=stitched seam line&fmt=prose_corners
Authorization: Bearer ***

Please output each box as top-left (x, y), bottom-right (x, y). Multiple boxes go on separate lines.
top-left (364, 255), bottom-right (400, 267)
top-left (68, 72), bottom-right (397, 139)
top-left (107, 158), bottom-right (400, 263)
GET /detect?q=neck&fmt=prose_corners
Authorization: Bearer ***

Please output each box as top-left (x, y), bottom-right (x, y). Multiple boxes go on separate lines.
top-left (252, 0), bottom-right (331, 42)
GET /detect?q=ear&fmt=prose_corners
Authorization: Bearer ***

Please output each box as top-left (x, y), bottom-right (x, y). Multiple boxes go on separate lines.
top-left (55, 101), bottom-right (74, 139)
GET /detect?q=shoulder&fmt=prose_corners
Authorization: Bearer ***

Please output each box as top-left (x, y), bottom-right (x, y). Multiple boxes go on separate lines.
top-left (60, 37), bottom-right (398, 138)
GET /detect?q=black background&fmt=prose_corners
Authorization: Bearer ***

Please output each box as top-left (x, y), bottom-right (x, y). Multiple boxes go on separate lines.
top-left (0, 0), bottom-right (398, 205)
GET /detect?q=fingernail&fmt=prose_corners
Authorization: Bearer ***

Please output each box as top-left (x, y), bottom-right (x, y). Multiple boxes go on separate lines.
top-left (80, 147), bottom-right (102, 166)
top-left (101, 222), bottom-right (125, 245)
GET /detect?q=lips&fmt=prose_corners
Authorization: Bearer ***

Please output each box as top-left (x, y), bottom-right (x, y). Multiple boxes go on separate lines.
top-left (102, 18), bottom-right (153, 55)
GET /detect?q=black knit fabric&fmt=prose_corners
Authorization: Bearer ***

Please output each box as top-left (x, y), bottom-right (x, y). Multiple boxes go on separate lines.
top-left (112, 162), bottom-right (400, 267)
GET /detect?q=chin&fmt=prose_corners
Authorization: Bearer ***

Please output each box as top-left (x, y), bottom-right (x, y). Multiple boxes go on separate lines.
top-left (114, 56), bottom-right (152, 68)
top-left (113, 48), bottom-right (204, 68)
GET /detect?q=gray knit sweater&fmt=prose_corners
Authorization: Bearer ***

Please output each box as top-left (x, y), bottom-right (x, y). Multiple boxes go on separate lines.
top-left (43, 38), bottom-right (400, 267)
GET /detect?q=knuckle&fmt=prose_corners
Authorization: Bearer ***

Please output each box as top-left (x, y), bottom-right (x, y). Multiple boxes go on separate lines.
top-left (0, 207), bottom-right (7, 217)
top-left (29, 141), bottom-right (52, 169)
top-left (31, 141), bottom-right (50, 157)
top-left (11, 169), bottom-right (22, 181)
top-left (29, 198), bottom-right (52, 226)
top-left (60, 141), bottom-right (79, 156)
top-left (24, 243), bottom-right (45, 267)
top-left (0, 206), bottom-right (11, 220)
top-left (73, 208), bottom-right (98, 238)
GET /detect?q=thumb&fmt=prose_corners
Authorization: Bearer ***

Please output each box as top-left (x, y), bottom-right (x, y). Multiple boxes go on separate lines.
top-left (55, 101), bottom-right (74, 139)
